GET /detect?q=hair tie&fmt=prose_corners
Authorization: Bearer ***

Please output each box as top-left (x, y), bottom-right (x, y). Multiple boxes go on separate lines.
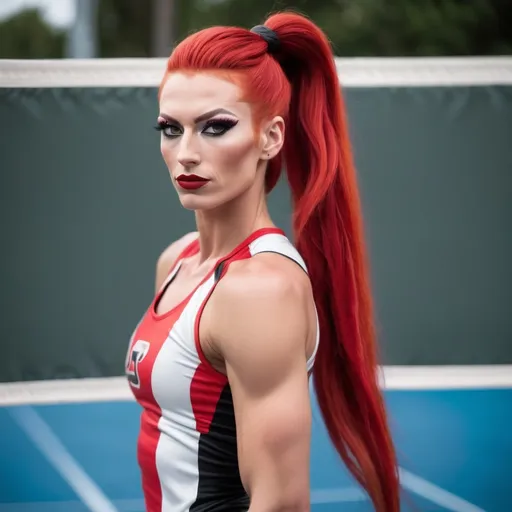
top-left (250, 25), bottom-right (280, 54)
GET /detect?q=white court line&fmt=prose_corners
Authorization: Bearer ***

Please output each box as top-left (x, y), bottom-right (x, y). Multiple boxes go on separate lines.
top-left (309, 469), bottom-right (487, 512)
top-left (8, 407), bottom-right (119, 512)
top-left (310, 469), bottom-right (488, 511)
top-left (399, 468), bottom-right (486, 512)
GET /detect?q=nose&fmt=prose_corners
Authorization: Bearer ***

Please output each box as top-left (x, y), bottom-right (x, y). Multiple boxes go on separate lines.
top-left (177, 134), bottom-right (201, 168)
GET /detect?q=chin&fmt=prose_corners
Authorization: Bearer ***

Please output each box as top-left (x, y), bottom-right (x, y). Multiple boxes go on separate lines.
top-left (177, 194), bottom-right (222, 212)
top-left (175, 185), bottom-right (248, 212)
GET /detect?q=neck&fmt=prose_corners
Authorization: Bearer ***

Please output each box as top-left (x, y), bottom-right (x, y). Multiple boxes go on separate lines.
top-left (194, 182), bottom-right (274, 263)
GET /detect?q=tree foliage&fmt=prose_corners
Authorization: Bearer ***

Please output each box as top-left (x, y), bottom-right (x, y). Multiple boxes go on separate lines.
top-left (0, 0), bottom-right (511, 59)
top-left (0, 9), bottom-right (65, 59)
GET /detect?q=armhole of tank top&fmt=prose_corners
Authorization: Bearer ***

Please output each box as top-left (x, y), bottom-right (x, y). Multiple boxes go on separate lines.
top-left (193, 259), bottom-right (231, 377)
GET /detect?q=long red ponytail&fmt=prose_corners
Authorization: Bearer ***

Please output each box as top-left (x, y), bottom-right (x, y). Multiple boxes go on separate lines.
top-left (164, 11), bottom-right (399, 512)
top-left (266, 13), bottom-right (400, 512)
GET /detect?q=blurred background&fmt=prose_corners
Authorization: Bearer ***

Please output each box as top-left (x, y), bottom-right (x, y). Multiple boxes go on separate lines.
top-left (0, 0), bottom-right (511, 60)
top-left (0, 1), bottom-right (511, 512)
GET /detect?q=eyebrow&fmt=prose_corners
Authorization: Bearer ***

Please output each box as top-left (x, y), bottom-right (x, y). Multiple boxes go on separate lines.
top-left (158, 108), bottom-right (237, 125)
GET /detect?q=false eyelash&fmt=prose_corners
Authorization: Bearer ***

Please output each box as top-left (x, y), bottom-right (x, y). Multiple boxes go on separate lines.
top-left (154, 120), bottom-right (170, 131)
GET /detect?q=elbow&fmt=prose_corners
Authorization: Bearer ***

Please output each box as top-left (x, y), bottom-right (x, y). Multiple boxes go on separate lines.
top-left (250, 493), bottom-right (310, 512)
top-left (270, 500), bottom-right (309, 512)
top-left (276, 498), bottom-right (309, 512)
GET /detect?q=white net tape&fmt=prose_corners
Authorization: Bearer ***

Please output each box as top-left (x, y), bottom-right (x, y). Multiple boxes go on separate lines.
top-left (0, 365), bottom-right (511, 406)
top-left (0, 57), bottom-right (511, 88)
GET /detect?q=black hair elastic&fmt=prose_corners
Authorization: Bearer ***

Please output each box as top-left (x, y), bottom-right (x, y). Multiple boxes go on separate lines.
top-left (250, 25), bottom-right (280, 54)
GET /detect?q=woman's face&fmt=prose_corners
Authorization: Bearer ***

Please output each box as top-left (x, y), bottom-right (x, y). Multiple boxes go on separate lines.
top-left (158, 72), bottom-right (281, 211)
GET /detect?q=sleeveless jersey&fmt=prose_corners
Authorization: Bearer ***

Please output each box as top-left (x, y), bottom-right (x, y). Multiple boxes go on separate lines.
top-left (125, 227), bottom-right (319, 512)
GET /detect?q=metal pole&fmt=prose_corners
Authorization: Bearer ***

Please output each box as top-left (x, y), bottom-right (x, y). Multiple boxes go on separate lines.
top-left (66, 0), bottom-right (98, 59)
top-left (151, 0), bottom-right (177, 57)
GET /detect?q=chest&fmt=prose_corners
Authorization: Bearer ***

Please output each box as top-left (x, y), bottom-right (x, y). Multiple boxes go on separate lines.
top-left (126, 272), bottom-right (220, 415)
top-left (155, 260), bottom-right (214, 316)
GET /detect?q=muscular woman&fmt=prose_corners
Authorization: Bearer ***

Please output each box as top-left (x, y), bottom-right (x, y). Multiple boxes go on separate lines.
top-left (125, 11), bottom-right (399, 512)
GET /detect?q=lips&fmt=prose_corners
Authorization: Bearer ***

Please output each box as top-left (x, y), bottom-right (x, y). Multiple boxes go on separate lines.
top-left (175, 174), bottom-right (210, 190)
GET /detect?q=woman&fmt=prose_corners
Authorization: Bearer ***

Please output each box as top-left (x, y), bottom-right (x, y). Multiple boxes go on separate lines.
top-left (125, 11), bottom-right (400, 512)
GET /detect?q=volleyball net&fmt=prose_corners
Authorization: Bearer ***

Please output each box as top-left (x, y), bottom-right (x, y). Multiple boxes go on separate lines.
top-left (0, 56), bottom-right (511, 391)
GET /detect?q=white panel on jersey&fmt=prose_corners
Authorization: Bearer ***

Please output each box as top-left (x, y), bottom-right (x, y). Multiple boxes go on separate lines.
top-left (249, 233), bottom-right (308, 273)
top-left (151, 274), bottom-right (217, 512)
top-left (308, 314), bottom-right (320, 372)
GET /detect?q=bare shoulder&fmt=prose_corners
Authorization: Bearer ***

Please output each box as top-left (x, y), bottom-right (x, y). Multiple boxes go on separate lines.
top-left (207, 253), bottom-right (315, 383)
top-left (218, 253), bottom-right (313, 316)
top-left (155, 231), bottom-right (198, 292)
top-left (221, 252), bottom-right (313, 304)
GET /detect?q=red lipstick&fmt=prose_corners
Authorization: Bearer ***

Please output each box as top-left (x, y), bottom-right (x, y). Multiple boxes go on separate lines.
top-left (175, 174), bottom-right (210, 190)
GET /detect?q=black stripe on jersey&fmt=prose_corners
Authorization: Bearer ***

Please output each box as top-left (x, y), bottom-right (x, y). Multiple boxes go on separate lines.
top-left (190, 384), bottom-right (249, 511)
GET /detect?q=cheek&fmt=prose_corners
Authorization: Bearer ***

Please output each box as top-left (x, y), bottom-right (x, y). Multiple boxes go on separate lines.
top-left (212, 136), bottom-right (258, 176)
top-left (160, 139), bottom-right (174, 165)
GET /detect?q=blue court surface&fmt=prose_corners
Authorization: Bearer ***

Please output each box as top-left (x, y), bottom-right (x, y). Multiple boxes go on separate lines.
top-left (0, 367), bottom-right (510, 512)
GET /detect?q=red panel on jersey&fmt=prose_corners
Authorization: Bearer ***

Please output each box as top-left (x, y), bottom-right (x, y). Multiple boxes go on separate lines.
top-left (190, 363), bottom-right (228, 434)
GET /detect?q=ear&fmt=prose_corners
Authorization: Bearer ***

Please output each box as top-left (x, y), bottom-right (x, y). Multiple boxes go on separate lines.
top-left (260, 116), bottom-right (285, 161)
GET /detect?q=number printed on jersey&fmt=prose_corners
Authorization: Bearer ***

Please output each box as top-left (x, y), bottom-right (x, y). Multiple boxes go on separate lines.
top-left (126, 340), bottom-right (150, 389)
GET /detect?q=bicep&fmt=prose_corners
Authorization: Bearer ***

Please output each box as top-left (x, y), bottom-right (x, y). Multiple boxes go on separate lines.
top-left (213, 271), bottom-right (313, 508)
top-left (227, 354), bottom-right (311, 504)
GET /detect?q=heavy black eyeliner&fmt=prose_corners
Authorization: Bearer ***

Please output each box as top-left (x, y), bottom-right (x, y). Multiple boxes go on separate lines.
top-left (202, 117), bottom-right (239, 136)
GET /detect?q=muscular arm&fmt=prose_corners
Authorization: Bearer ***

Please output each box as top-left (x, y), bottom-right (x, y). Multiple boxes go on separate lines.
top-left (154, 231), bottom-right (198, 292)
top-left (208, 258), bottom-right (314, 511)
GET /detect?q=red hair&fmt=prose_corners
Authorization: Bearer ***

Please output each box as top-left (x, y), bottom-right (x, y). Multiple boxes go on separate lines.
top-left (162, 11), bottom-right (400, 512)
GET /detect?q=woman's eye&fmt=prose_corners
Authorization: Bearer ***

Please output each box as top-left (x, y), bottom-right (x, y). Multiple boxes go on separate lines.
top-left (203, 119), bottom-right (238, 136)
top-left (155, 122), bottom-right (182, 137)
top-left (163, 125), bottom-right (182, 137)
top-left (203, 123), bottom-right (228, 135)
top-left (155, 118), bottom-right (238, 138)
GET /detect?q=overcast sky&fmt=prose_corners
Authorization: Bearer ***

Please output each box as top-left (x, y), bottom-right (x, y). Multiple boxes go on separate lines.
top-left (0, 0), bottom-right (75, 27)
